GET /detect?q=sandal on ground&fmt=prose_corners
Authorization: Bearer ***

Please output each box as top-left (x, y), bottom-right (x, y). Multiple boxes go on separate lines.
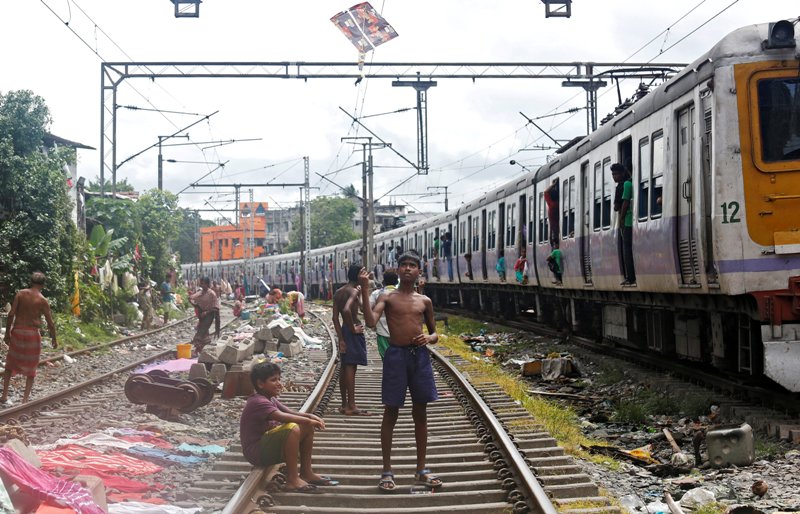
top-left (308, 476), bottom-right (339, 486)
top-left (414, 468), bottom-right (442, 488)
top-left (285, 483), bottom-right (323, 494)
top-left (378, 471), bottom-right (396, 493)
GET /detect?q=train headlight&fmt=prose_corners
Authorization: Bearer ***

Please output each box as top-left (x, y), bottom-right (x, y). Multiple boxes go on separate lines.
top-left (763, 20), bottom-right (796, 50)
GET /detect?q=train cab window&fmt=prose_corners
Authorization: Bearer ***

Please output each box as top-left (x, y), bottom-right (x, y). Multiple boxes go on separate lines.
top-left (506, 203), bottom-right (516, 247)
top-left (638, 137), bottom-right (651, 221)
top-left (593, 162), bottom-right (602, 231)
top-left (757, 77), bottom-right (800, 163)
top-left (562, 176), bottom-right (576, 238)
top-left (602, 158), bottom-right (612, 230)
top-left (651, 132), bottom-right (664, 218)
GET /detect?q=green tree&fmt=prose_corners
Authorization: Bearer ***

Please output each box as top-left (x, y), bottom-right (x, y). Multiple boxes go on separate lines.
top-left (0, 90), bottom-right (76, 306)
top-left (173, 209), bottom-right (215, 263)
top-left (286, 196), bottom-right (358, 252)
top-left (137, 189), bottom-right (182, 281)
top-left (87, 176), bottom-right (135, 193)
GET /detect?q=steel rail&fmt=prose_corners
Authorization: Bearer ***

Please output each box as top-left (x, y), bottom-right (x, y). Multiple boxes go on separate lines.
top-left (221, 309), bottom-right (338, 514)
top-left (430, 346), bottom-right (559, 514)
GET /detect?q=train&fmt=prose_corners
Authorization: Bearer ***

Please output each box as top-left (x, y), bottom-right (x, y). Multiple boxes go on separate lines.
top-left (183, 19), bottom-right (800, 392)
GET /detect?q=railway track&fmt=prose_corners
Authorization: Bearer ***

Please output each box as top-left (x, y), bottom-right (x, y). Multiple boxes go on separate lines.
top-left (219, 308), bottom-right (619, 514)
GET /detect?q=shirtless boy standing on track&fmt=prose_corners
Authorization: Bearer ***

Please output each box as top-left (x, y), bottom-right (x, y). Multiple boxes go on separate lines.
top-left (356, 249), bottom-right (443, 492)
top-left (332, 264), bottom-right (371, 416)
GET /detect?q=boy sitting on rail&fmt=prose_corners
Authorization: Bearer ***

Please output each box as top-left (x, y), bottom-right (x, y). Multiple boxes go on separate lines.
top-left (355, 250), bottom-right (443, 492)
top-left (239, 362), bottom-right (338, 493)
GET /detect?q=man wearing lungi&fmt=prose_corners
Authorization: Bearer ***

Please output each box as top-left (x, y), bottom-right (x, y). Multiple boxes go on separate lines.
top-left (2, 272), bottom-right (57, 404)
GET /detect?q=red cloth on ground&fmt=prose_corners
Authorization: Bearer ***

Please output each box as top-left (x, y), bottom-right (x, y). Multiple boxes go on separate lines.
top-left (106, 492), bottom-right (168, 504)
top-left (52, 469), bottom-right (164, 493)
top-left (117, 435), bottom-right (174, 449)
top-left (0, 448), bottom-right (104, 514)
top-left (38, 445), bottom-right (163, 476)
top-left (6, 327), bottom-right (42, 377)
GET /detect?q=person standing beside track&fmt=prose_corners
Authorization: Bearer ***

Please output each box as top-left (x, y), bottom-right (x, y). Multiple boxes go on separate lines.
top-left (333, 264), bottom-right (371, 416)
top-left (1, 272), bottom-right (57, 404)
top-left (368, 268), bottom-right (398, 360)
top-left (357, 250), bottom-right (443, 492)
top-left (188, 277), bottom-right (220, 355)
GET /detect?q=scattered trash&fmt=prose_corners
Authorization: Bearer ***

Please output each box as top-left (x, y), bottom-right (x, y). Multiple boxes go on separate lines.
top-left (678, 487), bottom-right (716, 509)
top-left (63, 354), bottom-right (76, 364)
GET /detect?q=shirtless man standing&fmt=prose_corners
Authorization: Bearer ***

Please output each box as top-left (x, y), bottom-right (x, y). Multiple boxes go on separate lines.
top-left (2, 272), bottom-right (57, 404)
top-left (356, 250), bottom-right (443, 492)
top-left (333, 264), bottom-right (370, 416)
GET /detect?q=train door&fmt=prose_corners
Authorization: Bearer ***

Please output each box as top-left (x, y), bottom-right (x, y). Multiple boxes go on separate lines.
top-left (518, 195), bottom-right (527, 246)
top-left (677, 105), bottom-right (700, 285)
top-left (700, 91), bottom-right (718, 285)
top-left (481, 209), bottom-right (488, 279)
top-left (580, 161), bottom-right (592, 283)
top-left (498, 203), bottom-right (506, 255)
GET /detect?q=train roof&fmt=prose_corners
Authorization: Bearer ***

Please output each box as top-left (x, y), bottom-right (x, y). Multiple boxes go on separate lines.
top-left (535, 19), bottom-right (798, 181)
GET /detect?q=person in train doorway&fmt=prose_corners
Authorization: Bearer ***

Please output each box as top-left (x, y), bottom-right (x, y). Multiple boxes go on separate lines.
top-left (514, 247), bottom-right (529, 285)
top-left (547, 244), bottom-right (563, 286)
top-left (188, 276), bottom-right (221, 356)
top-left (496, 250), bottom-right (506, 282)
top-left (1, 272), bottom-right (57, 405)
top-left (442, 232), bottom-right (454, 281)
top-left (368, 268), bottom-right (398, 360)
top-left (612, 163), bottom-right (637, 286)
top-left (332, 264), bottom-right (372, 416)
top-left (544, 178), bottom-right (560, 247)
top-left (356, 250), bottom-right (443, 492)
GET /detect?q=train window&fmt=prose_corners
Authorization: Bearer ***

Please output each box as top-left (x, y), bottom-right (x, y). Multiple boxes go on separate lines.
top-left (602, 158), bottom-right (612, 230)
top-left (651, 132), bottom-right (665, 218)
top-left (593, 162), bottom-right (602, 231)
top-left (638, 137), bottom-right (651, 221)
top-left (488, 211), bottom-right (496, 250)
top-left (459, 221), bottom-right (466, 254)
top-left (472, 216), bottom-right (479, 252)
top-left (506, 204), bottom-right (516, 247)
top-left (528, 196), bottom-right (535, 246)
top-left (538, 191), bottom-right (548, 244)
top-left (757, 77), bottom-right (800, 163)
top-left (561, 177), bottom-right (577, 239)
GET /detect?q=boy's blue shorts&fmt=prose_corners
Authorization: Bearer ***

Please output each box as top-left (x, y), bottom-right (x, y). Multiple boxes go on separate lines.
top-left (382, 344), bottom-right (438, 407)
top-left (341, 325), bottom-right (367, 366)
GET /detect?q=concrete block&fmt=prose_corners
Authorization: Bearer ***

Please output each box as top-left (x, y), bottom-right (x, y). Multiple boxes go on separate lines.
top-left (209, 363), bottom-right (227, 383)
top-left (218, 339), bottom-right (256, 366)
top-left (3, 438), bottom-right (41, 468)
top-left (268, 320), bottom-right (295, 343)
top-left (777, 424), bottom-right (800, 440)
top-left (790, 429), bottom-right (800, 444)
top-left (281, 340), bottom-right (303, 358)
top-left (253, 338), bottom-right (265, 354)
top-left (265, 340), bottom-right (279, 353)
top-left (188, 363), bottom-right (208, 380)
top-left (222, 370), bottom-right (255, 399)
top-left (74, 474), bottom-right (108, 512)
top-left (198, 344), bottom-right (223, 365)
top-left (255, 327), bottom-right (273, 341)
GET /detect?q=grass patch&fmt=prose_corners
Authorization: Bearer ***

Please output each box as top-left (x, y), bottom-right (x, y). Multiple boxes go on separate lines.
top-left (596, 364), bottom-right (625, 385)
top-left (693, 503), bottom-right (726, 514)
top-left (440, 316), bottom-right (512, 337)
top-left (755, 440), bottom-right (783, 459)
top-left (53, 313), bottom-right (118, 353)
top-left (678, 395), bottom-right (712, 417)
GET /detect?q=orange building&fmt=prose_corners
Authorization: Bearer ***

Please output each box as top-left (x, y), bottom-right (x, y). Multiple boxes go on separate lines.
top-left (200, 202), bottom-right (268, 262)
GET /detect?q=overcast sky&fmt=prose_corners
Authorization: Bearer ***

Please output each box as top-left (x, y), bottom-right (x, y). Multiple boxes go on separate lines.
top-left (1, 1), bottom-right (795, 219)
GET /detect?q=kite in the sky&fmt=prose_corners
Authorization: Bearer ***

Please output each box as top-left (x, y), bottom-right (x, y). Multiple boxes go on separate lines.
top-left (331, 2), bottom-right (398, 77)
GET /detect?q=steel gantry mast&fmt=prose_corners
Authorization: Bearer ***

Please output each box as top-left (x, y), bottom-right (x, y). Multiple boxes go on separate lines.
top-left (99, 60), bottom-right (685, 196)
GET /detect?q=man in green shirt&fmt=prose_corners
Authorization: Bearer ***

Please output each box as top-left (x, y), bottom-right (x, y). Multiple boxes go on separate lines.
top-left (612, 163), bottom-right (636, 286)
